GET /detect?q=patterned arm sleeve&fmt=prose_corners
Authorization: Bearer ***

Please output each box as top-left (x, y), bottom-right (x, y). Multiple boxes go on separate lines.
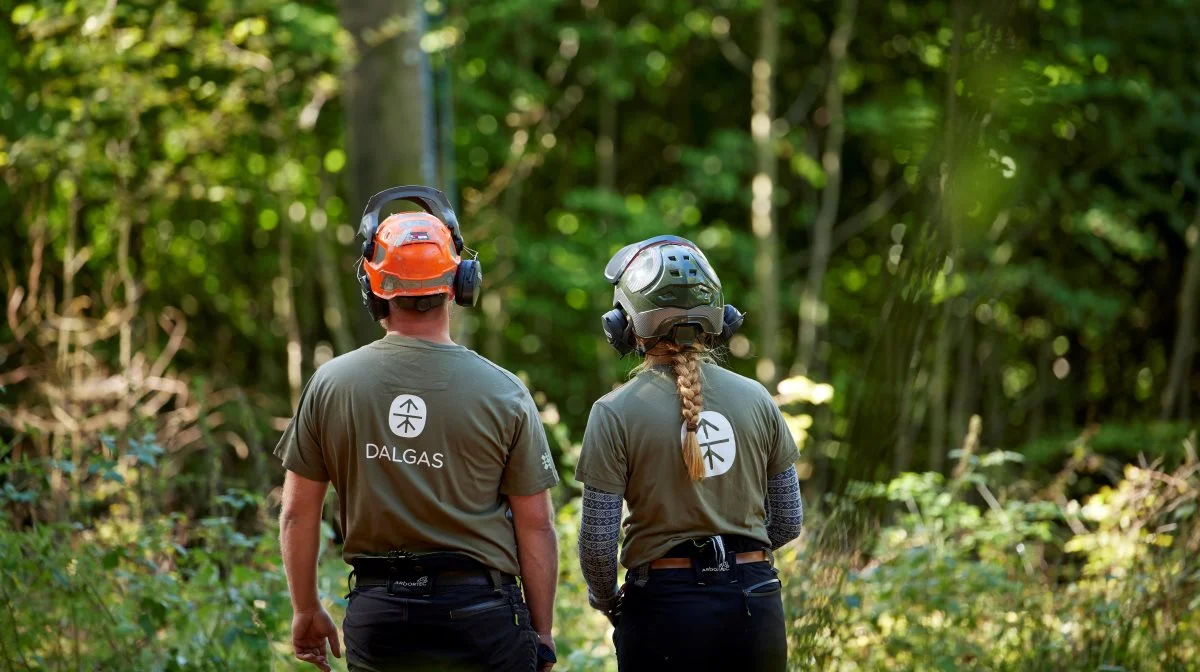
top-left (578, 485), bottom-right (622, 612)
top-left (764, 465), bottom-right (803, 550)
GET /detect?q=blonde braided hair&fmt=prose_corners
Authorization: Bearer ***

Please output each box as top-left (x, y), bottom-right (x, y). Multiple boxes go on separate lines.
top-left (667, 343), bottom-right (707, 481)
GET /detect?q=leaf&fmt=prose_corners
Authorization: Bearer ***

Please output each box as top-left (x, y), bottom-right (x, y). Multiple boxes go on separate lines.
top-left (11, 4), bottom-right (34, 25)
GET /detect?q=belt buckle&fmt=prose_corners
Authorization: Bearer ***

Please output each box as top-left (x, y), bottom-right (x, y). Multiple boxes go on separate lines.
top-left (693, 536), bottom-right (734, 586)
top-left (386, 573), bottom-right (433, 597)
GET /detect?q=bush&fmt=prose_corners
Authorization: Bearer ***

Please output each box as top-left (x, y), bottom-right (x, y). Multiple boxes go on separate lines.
top-left (3, 434), bottom-right (1198, 671)
top-left (778, 438), bottom-right (1200, 671)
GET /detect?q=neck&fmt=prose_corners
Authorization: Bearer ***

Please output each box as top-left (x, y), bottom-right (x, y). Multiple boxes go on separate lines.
top-left (644, 352), bottom-right (674, 367)
top-left (643, 344), bottom-right (704, 368)
top-left (382, 306), bottom-right (454, 345)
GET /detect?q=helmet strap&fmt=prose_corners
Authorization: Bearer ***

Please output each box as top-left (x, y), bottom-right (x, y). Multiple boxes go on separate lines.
top-left (634, 337), bottom-right (659, 357)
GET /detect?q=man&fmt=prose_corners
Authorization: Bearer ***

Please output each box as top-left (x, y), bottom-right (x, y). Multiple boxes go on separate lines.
top-left (275, 186), bottom-right (559, 672)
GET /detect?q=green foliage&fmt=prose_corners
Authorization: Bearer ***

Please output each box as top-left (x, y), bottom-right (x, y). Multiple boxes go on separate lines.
top-left (4, 438), bottom-right (1197, 670)
top-left (4, 0), bottom-right (1199, 480)
top-left (3, 0), bottom-right (1200, 668)
top-left (780, 446), bottom-right (1200, 671)
top-left (0, 466), bottom-right (297, 670)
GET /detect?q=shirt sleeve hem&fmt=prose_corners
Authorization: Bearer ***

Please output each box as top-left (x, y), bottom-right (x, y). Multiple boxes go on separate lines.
top-left (576, 474), bottom-right (626, 496)
top-left (281, 460), bottom-right (329, 483)
top-left (767, 450), bottom-right (801, 477)
top-left (500, 474), bottom-right (560, 497)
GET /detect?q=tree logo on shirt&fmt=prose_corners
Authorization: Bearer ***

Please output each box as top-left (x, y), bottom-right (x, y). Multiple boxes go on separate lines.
top-left (680, 411), bottom-right (736, 478)
top-left (388, 394), bottom-right (427, 438)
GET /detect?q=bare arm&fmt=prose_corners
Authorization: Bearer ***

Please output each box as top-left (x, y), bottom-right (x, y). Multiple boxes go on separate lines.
top-left (280, 470), bottom-right (341, 671)
top-left (509, 490), bottom-right (558, 650)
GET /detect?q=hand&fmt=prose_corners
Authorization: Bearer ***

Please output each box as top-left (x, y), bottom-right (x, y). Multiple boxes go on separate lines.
top-left (587, 585), bottom-right (623, 613)
top-left (291, 607), bottom-right (342, 672)
top-left (591, 586), bottom-right (625, 627)
top-left (536, 631), bottom-right (556, 671)
top-left (604, 585), bottom-right (624, 628)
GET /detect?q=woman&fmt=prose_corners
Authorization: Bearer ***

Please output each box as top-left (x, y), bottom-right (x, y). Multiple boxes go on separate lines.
top-left (576, 235), bottom-right (803, 671)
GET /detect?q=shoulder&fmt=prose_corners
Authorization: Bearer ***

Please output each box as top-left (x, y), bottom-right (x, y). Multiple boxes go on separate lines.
top-left (702, 363), bottom-right (774, 402)
top-left (584, 378), bottom-right (644, 430)
top-left (702, 364), bottom-right (782, 423)
top-left (305, 343), bottom-right (380, 388)
top-left (461, 350), bottom-right (533, 398)
top-left (592, 371), bottom-right (658, 411)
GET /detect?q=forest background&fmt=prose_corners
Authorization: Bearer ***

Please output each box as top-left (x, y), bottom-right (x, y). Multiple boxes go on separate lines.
top-left (2, 0), bottom-right (1200, 669)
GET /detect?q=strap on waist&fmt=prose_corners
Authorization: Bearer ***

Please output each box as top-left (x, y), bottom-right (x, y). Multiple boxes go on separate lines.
top-left (352, 569), bottom-right (517, 590)
top-left (648, 550), bottom-right (770, 570)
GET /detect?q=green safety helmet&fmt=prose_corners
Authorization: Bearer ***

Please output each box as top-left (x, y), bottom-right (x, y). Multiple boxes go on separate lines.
top-left (600, 235), bottom-right (745, 355)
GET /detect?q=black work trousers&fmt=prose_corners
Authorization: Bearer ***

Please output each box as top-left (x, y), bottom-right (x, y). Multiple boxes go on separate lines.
top-left (344, 582), bottom-right (539, 672)
top-left (614, 562), bottom-right (787, 672)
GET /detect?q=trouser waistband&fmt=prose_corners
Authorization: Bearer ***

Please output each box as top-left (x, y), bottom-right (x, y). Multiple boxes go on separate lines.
top-left (351, 569), bottom-right (517, 590)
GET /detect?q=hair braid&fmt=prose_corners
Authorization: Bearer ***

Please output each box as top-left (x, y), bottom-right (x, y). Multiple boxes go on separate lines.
top-left (671, 345), bottom-right (706, 481)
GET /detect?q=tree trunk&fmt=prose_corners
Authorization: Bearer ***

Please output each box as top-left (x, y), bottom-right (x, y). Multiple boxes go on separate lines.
top-left (52, 198), bottom-right (81, 521)
top-left (437, 36), bottom-right (457, 211)
top-left (594, 90), bottom-right (620, 385)
top-left (315, 173), bottom-right (356, 354)
top-left (337, 0), bottom-right (435, 339)
top-left (928, 0), bottom-right (965, 472)
top-left (338, 0), bottom-right (432, 208)
top-left (928, 302), bottom-right (952, 472)
top-left (481, 29), bottom-right (535, 364)
top-left (1028, 337), bottom-right (1052, 441)
top-left (752, 0), bottom-right (781, 386)
top-left (1162, 215), bottom-right (1200, 421)
top-left (805, 354), bottom-right (832, 499)
top-left (279, 210), bottom-right (304, 410)
top-left (793, 0), bottom-right (856, 379)
top-left (949, 303), bottom-right (975, 451)
top-left (894, 317), bottom-right (928, 475)
top-left (982, 336), bottom-right (1004, 450)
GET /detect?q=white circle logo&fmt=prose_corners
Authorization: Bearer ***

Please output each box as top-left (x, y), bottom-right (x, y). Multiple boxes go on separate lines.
top-left (388, 394), bottom-right (427, 438)
top-left (681, 410), bottom-right (736, 478)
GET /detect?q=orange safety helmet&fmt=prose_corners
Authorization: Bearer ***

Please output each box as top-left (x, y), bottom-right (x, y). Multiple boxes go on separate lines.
top-left (363, 212), bottom-right (461, 300)
top-left (356, 185), bottom-right (483, 319)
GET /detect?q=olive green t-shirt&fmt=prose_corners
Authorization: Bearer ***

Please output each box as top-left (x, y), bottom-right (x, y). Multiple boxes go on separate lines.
top-left (273, 334), bottom-right (559, 576)
top-left (575, 363), bottom-right (800, 569)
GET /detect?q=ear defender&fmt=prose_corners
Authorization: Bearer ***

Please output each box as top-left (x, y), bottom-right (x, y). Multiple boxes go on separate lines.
top-left (357, 186), bottom-right (484, 319)
top-left (454, 259), bottom-right (482, 307)
top-left (719, 304), bottom-right (745, 342)
top-left (601, 308), bottom-right (636, 356)
top-left (357, 260), bottom-right (392, 321)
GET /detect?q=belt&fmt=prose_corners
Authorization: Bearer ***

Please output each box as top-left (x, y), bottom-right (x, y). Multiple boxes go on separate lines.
top-left (353, 569), bottom-right (517, 589)
top-left (648, 550), bottom-right (769, 570)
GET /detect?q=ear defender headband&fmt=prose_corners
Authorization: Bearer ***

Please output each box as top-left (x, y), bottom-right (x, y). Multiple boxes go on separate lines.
top-left (356, 185), bottom-right (483, 320)
top-left (600, 235), bottom-right (746, 356)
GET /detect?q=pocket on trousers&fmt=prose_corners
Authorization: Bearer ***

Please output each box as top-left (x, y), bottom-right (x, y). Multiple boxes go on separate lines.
top-left (744, 579), bottom-right (782, 599)
top-left (449, 596), bottom-right (511, 620)
top-left (452, 596), bottom-right (537, 672)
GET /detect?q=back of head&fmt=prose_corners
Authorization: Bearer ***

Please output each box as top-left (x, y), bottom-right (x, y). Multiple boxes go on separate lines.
top-left (354, 186), bottom-right (484, 325)
top-left (600, 236), bottom-right (746, 482)
top-left (611, 239), bottom-right (725, 348)
top-left (364, 212), bottom-right (459, 313)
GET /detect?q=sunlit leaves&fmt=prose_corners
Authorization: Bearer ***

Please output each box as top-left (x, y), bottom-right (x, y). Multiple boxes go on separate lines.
top-left (778, 375), bottom-right (835, 405)
top-left (1077, 207), bottom-right (1156, 261)
top-left (322, 149), bottom-right (346, 174)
